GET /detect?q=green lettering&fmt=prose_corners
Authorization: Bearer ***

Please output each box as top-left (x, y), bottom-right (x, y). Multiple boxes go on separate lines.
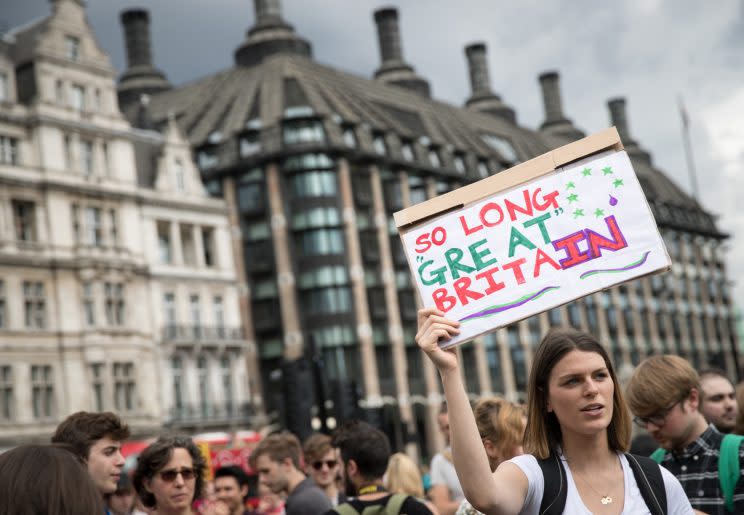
top-left (445, 247), bottom-right (476, 280)
top-left (507, 226), bottom-right (536, 257)
top-left (468, 238), bottom-right (498, 270)
top-left (523, 212), bottom-right (552, 243)
top-left (418, 260), bottom-right (447, 286)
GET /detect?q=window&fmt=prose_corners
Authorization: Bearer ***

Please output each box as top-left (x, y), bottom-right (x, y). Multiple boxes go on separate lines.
top-left (428, 147), bottom-right (441, 168)
top-left (480, 133), bottom-right (518, 163)
top-left (296, 228), bottom-right (345, 256)
top-left (113, 363), bottom-right (135, 412)
top-left (237, 182), bottom-right (264, 212)
top-left (0, 281), bottom-right (5, 329)
top-left (0, 136), bottom-right (18, 165)
top-left (82, 282), bottom-right (95, 326)
top-left (214, 296), bottom-right (225, 337)
top-left (71, 204), bottom-right (80, 244)
top-left (291, 207), bottom-right (340, 230)
top-left (80, 139), bottom-right (93, 175)
top-left (282, 119), bottom-right (325, 145)
top-left (109, 209), bottom-right (117, 246)
top-left (55, 79), bottom-right (64, 104)
top-left (298, 266), bottom-right (348, 288)
top-left (90, 363), bottom-right (104, 411)
top-left (172, 356), bottom-right (183, 414)
top-left (190, 295), bottom-right (201, 338)
top-left (239, 132), bottom-right (261, 157)
top-left (0, 366), bottom-right (12, 421)
top-left (86, 207), bottom-right (102, 246)
top-left (64, 134), bottom-right (72, 170)
top-left (71, 84), bottom-right (85, 111)
top-left (401, 141), bottom-right (414, 162)
top-left (197, 148), bottom-right (218, 169)
top-left (65, 35), bottom-right (80, 61)
top-left (12, 200), bottom-right (36, 241)
top-left (181, 225), bottom-right (196, 266)
top-left (477, 160), bottom-right (489, 178)
top-left (31, 365), bottom-right (54, 419)
top-left (163, 293), bottom-right (176, 338)
top-left (202, 228), bottom-right (215, 267)
top-left (104, 282), bottom-right (125, 326)
top-left (157, 222), bottom-right (171, 263)
top-left (454, 154), bottom-right (466, 174)
top-left (291, 171), bottom-right (337, 197)
top-left (221, 356), bottom-right (233, 410)
top-left (301, 287), bottom-right (352, 315)
top-left (342, 127), bottom-right (357, 148)
top-left (197, 355), bottom-right (210, 417)
top-left (101, 142), bottom-right (109, 176)
top-left (0, 71), bottom-right (7, 101)
top-left (244, 221), bottom-right (271, 241)
top-left (23, 281), bottom-right (45, 329)
top-left (373, 134), bottom-right (387, 155)
top-left (174, 159), bottom-right (185, 191)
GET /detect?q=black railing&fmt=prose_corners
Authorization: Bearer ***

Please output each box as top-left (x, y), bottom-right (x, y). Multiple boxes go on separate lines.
top-left (161, 325), bottom-right (244, 342)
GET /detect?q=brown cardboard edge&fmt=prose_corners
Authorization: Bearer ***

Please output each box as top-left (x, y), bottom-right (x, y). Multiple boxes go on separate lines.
top-left (393, 126), bottom-right (623, 230)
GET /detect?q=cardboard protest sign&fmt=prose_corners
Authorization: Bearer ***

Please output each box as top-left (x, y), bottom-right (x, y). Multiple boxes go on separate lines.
top-left (394, 128), bottom-right (670, 348)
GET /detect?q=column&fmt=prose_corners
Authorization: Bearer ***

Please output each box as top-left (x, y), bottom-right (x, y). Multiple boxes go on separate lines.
top-left (169, 220), bottom-right (183, 265)
top-left (193, 224), bottom-right (206, 268)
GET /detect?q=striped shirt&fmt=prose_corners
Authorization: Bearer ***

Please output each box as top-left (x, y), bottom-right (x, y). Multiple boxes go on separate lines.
top-left (658, 424), bottom-right (744, 514)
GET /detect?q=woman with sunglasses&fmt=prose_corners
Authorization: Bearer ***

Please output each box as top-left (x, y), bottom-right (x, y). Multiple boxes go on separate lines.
top-left (133, 435), bottom-right (206, 515)
top-left (416, 308), bottom-right (693, 514)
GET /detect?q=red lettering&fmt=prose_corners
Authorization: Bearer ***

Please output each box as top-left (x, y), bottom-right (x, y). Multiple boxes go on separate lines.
top-left (475, 267), bottom-right (505, 295)
top-left (459, 215), bottom-right (483, 236)
top-left (415, 233), bottom-right (431, 253)
top-left (433, 288), bottom-right (457, 313)
top-left (504, 189), bottom-right (533, 221)
top-left (552, 231), bottom-right (590, 269)
top-left (586, 216), bottom-right (627, 258)
top-left (480, 202), bottom-right (504, 227)
top-left (501, 257), bottom-right (528, 284)
top-left (533, 248), bottom-right (561, 278)
top-left (453, 277), bottom-right (485, 306)
top-left (533, 188), bottom-right (560, 211)
top-left (431, 226), bottom-right (447, 246)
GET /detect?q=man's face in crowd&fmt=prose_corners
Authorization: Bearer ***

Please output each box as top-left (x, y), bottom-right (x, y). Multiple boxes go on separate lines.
top-left (255, 454), bottom-right (289, 495)
top-left (108, 489), bottom-right (135, 515)
top-left (437, 412), bottom-right (451, 446)
top-left (87, 436), bottom-right (126, 494)
top-left (644, 391), bottom-right (700, 451)
top-left (214, 475), bottom-right (247, 513)
top-left (306, 448), bottom-right (339, 489)
top-left (700, 375), bottom-right (738, 433)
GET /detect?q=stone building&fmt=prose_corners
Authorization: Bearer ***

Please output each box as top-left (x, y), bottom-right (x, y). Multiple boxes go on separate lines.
top-left (0, 0), bottom-right (251, 444)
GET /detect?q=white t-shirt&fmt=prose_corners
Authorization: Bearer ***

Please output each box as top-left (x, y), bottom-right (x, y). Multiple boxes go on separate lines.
top-left (507, 453), bottom-right (693, 515)
top-left (430, 449), bottom-right (465, 502)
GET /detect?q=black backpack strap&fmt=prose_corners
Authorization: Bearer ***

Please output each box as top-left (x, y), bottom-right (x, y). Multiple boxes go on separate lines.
top-left (625, 453), bottom-right (667, 515)
top-left (537, 453), bottom-right (567, 515)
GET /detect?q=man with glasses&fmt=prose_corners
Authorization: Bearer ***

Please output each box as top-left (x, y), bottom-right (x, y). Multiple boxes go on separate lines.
top-left (303, 433), bottom-right (346, 506)
top-left (626, 355), bottom-right (744, 514)
top-left (249, 431), bottom-right (332, 515)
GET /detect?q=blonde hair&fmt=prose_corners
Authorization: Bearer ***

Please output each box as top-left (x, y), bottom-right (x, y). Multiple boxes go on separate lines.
top-left (625, 355), bottom-right (699, 416)
top-left (523, 327), bottom-right (631, 459)
top-left (384, 453), bottom-right (424, 498)
top-left (474, 397), bottom-right (524, 463)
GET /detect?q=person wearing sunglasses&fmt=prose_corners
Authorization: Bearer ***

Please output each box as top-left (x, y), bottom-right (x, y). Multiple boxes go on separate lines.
top-left (303, 433), bottom-right (347, 507)
top-left (627, 355), bottom-right (744, 515)
top-left (133, 435), bottom-right (206, 515)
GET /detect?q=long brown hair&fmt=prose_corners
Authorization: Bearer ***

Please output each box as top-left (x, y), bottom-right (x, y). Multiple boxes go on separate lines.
top-left (523, 327), bottom-right (632, 459)
top-left (0, 444), bottom-right (106, 514)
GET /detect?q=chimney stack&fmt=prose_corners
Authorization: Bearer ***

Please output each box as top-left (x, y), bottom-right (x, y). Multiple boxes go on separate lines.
top-left (372, 7), bottom-right (430, 98)
top-left (234, 0), bottom-right (311, 67)
top-left (607, 97), bottom-right (632, 143)
top-left (117, 9), bottom-right (171, 113)
top-left (464, 42), bottom-right (515, 123)
top-left (537, 71), bottom-right (584, 142)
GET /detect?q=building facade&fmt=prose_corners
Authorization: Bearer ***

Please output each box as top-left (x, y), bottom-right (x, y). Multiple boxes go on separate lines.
top-left (0, 0), bottom-right (251, 444)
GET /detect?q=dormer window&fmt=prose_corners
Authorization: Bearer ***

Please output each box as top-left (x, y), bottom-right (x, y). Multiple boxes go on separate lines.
top-left (174, 159), bottom-right (185, 191)
top-left (282, 119), bottom-right (325, 145)
top-left (477, 159), bottom-right (490, 178)
top-left (71, 84), bottom-right (85, 111)
top-left (373, 134), bottom-right (387, 156)
top-left (401, 141), bottom-right (414, 162)
top-left (65, 36), bottom-right (80, 61)
top-left (207, 131), bottom-right (222, 144)
top-left (342, 126), bottom-right (357, 148)
top-left (283, 105), bottom-right (314, 119)
top-left (480, 133), bottom-right (518, 163)
top-left (245, 118), bottom-right (262, 130)
top-left (197, 147), bottom-right (218, 170)
top-left (453, 153), bottom-right (466, 175)
top-left (428, 147), bottom-right (441, 168)
top-left (240, 131), bottom-right (261, 157)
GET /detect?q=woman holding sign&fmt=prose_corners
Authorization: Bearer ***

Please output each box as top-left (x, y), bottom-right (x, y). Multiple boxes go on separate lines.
top-left (415, 308), bottom-right (692, 515)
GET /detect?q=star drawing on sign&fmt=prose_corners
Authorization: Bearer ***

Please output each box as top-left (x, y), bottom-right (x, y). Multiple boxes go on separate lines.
top-left (613, 178), bottom-right (624, 188)
top-left (602, 166), bottom-right (613, 175)
top-left (566, 181), bottom-right (576, 189)
top-left (567, 193), bottom-right (579, 203)
top-left (594, 208), bottom-right (605, 218)
top-left (573, 208), bottom-right (585, 218)
top-left (582, 167), bottom-right (592, 177)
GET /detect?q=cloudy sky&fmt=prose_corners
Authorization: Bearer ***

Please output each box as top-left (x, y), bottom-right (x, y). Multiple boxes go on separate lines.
top-left (5, 0), bottom-right (744, 310)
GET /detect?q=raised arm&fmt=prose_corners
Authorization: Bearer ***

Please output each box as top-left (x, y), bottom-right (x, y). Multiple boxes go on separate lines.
top-left (416, 309), bottom-right (527, 515)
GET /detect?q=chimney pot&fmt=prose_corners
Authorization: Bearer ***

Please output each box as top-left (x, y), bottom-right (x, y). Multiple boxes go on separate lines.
top-left (374, 7), bottom-right (403, 64)
top-left (120, 8), bottom-right (154, 69)
top-left (539, 71), bottom-right (565, 123)
top-left (465, 43), bottom-right (492, 97)
top-left (608, 97), bottom-right (631, 142)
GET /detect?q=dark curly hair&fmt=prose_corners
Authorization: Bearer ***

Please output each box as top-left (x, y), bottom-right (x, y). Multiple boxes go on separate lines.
top-left (132, 435), bottom-right (206, 509)
top-left (51, 411), bottom-right (130, 461)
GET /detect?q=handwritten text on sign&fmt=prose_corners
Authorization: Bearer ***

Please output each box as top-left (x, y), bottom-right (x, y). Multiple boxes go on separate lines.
top-left (401, 151), bottom-right (670, 348)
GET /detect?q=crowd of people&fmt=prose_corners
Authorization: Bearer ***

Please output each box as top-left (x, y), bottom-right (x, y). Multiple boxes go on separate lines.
top-left (1, 307), bottom-right (743, 514)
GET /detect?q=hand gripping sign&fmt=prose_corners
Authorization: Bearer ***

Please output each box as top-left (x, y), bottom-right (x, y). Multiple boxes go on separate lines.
top-left (394, 127), bottom-right (671, 348)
